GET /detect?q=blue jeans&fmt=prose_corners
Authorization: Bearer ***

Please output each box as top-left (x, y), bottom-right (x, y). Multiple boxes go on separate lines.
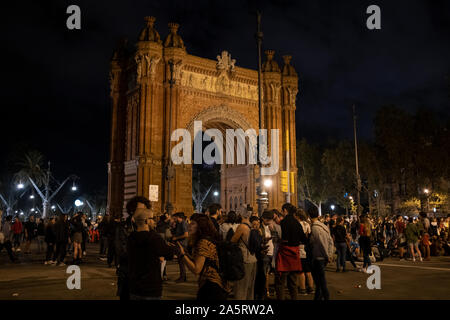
top-left (311, 259), bottom-right (329, 300)
top-left (336, 242), bottom-right (347, 271)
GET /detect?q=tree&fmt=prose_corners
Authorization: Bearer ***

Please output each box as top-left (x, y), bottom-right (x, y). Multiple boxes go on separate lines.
top-left (297, 139), bottom-right (329, 215)
top-left (14, 150), bottom-right (46, 188)
top-left (321, 140), bottom-right (355, 213)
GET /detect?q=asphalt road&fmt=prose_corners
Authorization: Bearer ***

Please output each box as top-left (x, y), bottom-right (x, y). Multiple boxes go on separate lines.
top-left (1, 242), bottom-right (449, 300)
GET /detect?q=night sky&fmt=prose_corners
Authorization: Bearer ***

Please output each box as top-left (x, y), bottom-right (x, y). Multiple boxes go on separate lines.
top-left (1, 0), bottom-right (449, 194)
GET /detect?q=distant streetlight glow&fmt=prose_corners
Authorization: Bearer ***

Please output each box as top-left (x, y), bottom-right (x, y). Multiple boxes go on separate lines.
top-left (330, 205), bottom-right (335, 211)
top-left (30, 194), bottom-right (35, 199)
top-left (433, 207), bottom-right (436, 213)
top-left (264, 179), bottom-right (273, 188)
top-left (75, 199), bottom-right (83, 207)
top-left (17, 183), bottom-right (24, 189)
top-left (31, 208), bottom-right (35, 212)
top-left (51, 205), bottom-right (56, 210)
top-left (424, 188), bottom-right (429, 194)
top-left (213, 191), bottom-right (219, 197)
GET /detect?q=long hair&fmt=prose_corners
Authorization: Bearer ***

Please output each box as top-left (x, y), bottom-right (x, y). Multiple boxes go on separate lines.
top-left (189, 214), bottom-right (219, 247)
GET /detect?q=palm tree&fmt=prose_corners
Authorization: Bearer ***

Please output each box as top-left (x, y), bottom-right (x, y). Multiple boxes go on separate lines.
top-left (14, 150), bottom-right (46, 188)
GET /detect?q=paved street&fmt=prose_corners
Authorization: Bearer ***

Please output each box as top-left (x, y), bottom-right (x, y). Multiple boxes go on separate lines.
top-left (1, 242), bottom-right (449, 300)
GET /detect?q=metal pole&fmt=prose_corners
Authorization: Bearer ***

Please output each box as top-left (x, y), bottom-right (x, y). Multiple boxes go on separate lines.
top-left (165, 60), bottom-right (175, 215)
top-left (352, 105), bottom-right (362, 216)
top-left (255, 11), bottom-right (267, 216)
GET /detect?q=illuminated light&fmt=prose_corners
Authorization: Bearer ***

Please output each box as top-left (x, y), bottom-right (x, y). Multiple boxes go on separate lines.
top-left (424, 188), bottom-right (429, 194)
top-left (330, 205), bottom-right (335, 210)
top-left (30, 195), bottom-right (35, 199)
top-left (213, 191), bottom-right (219, 197)
top-left (31, 208), bottom-right (35, 212)
top-left (75, 199), bottom-right (83, 207)
top-left (51, 205), bottom-right (56, 210)
top-left (17, 183), bottom-right (24, 189)
top-left (433, 207), bottom-right (436, 213)
top-left (263, 179), bottom-right (273, 188)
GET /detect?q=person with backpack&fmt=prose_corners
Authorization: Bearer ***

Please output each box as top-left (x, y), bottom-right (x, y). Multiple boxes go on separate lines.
top-left (274, 203), bottom-right (307, 300)
top-left (116, 196), bottom-right (151, 300)
top-left (308, 206), bottom-right (334, 300)
top-left (230, 207), bottom-right (258, 300)
top-left (219, 211), bottom-right (239, 241)
top-left (177, 214), bottom-right (229, 300)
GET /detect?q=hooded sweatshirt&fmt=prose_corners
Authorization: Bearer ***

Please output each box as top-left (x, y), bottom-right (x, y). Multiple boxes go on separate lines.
top-left (127, 229), bottom-right (175, 297)
top-left (310, 220), bottom-right (335, 261)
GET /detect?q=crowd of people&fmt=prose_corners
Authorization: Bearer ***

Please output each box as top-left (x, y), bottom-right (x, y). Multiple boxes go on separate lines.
top-left (1, 200), bottom-right (449, 301)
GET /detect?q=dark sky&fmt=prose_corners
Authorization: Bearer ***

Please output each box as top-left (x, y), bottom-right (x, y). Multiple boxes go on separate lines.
top-left (1, 0), bottom-right (449, 194)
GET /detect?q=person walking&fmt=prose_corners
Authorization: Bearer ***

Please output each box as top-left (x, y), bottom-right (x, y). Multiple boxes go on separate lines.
top-left (333, 217), bottom-right (348, 272)
top-left (308, 206), bottom-right (334, 300)
top-left (127, 208), bottom-right (176, 300)
top-left (230, 207), bottom-right (257, 300)
top-left (44, 217), bottom-right (56, 264)
top-left (395, 215), bottom-right (407, 260)
top-left (178, 214), bottom-right (229, 300)
top-left (172, 212), bottom-right (189, 283)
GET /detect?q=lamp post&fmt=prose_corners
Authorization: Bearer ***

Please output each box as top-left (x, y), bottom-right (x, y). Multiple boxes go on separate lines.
top-left (164, 60), bottom-right (175, 215)
top-left (255, 11), bottom-right (269, 216)
top-left (423, 188), bottom-right (430, 213)
top-left (352, 105), bottom-right (362, 216)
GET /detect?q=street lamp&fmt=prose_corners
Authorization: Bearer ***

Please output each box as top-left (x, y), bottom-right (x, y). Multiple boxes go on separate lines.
top-left (213, 191), bottom-right (219, 197)
top-left (17, 182), bottom-right (24, 189)
top-left (330, 205), bottom-right (335, 211)
top-left (263, 178), bottom-right (273, 188)
top-left (75, 199), bottom-right (84, 207)
top-left (51, 205), bottom-right (56, 210)
top-left (424, 189), bottom-right (429, 194)
top-left (30, 194), bottom-right (35, 199)
top-left (31, 208), bottom-right (35, 212)
top-left (71, 181), bottom-right (77, 191)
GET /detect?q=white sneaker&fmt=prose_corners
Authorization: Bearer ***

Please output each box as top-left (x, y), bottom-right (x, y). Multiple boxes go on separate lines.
top-left (412, 258), bottom-right (416, 262)
top-left (419, 257), bottom-right (423, 262)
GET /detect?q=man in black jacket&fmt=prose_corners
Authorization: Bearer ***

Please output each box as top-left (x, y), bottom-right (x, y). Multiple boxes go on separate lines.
top-left (275, 203), bottom-right (307, 300)
top-left (53, 213), bottom-right (69, 266)
top-left (116, 196), bottom-right (151, 300)
top-left (127, 208), bottom-right (175, 300)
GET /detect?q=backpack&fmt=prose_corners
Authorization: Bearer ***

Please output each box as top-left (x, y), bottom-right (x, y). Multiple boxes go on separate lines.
top-left (214, 240), bottom-right (245, 281)
top-left (225, 227), bottom-right (235, 242)
top-left (204, 235), bottom-right (245, 282)
top-left (242, 223), bottom-right (262, 255)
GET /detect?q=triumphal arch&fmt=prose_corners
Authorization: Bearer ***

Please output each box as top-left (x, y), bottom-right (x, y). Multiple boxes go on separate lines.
top-left (107, 17), bottom-right (299, 216)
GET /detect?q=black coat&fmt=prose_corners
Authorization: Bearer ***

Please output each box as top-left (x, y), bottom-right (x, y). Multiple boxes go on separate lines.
top-left (54, 220), bottom-right (69, 242)
top-left (280, 214), bottom-right (307, 246)
top-left (127, 230), bottom-right (175, 297)
top-left (45, 224), bottom-right (56, 243)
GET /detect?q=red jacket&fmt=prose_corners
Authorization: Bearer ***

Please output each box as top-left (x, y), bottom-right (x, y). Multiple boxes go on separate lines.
top-left (276, 244), bottom-right (302, 273)
top-left (12, 221), bottom-right (23, 234)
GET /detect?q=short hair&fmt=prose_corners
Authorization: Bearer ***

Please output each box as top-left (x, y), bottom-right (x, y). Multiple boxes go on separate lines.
top-left (282, 203), bottom-right (296, 215)
top-left (126, 196), bottom-right (151, 216)
top-left (250, 216), bottom-right (260, 224)
top-left (262, 210), bottom-right (274, 220)
top-left (208, 203), bottom-right (222, 216)
top-left (337, 216), bottom-right (344, 224)
top-left (307, 206), bottom-right (319, 219)
top-left (226, 211), bottom-right (238, 224)
top-left (295, 208), bottom-right (308, 221)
